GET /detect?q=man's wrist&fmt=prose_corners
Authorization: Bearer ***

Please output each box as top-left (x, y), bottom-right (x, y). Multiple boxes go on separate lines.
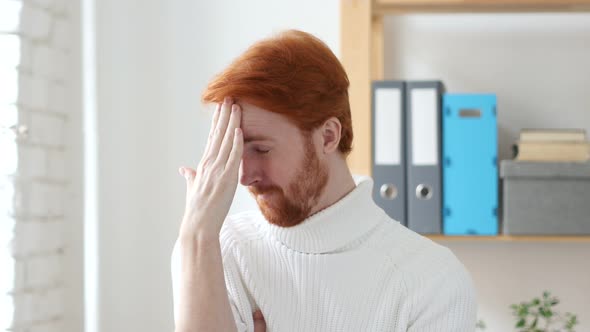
top-left (178, 225), bottom-right (220, 251)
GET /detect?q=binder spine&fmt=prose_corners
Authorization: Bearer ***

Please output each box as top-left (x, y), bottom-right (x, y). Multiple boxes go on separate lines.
top-left (371, 81), bottom-right (407, 225)
top-left (405, 81), bottom-right (445, 234)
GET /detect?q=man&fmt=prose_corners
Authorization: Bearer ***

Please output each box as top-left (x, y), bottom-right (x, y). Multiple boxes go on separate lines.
top-left (171, 30), bottom-right (477, 332)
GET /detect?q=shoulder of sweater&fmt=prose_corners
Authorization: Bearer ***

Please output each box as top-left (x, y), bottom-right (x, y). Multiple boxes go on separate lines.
top-left (219, 210), bottom-right (267, 256)
top-left (368, 216), bottom-right (464, 275)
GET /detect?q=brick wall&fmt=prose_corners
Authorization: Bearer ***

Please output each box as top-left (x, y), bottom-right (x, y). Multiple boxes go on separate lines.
top-left (4, 0), bottom-right (72, 331)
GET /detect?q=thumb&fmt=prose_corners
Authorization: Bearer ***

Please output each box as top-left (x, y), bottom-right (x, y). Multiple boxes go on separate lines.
top-left (178, 167), bottom-right (196, 188)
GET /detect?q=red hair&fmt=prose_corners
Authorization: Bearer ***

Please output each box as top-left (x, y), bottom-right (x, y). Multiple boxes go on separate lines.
top-left (202, 30), bottom-right (353, 156)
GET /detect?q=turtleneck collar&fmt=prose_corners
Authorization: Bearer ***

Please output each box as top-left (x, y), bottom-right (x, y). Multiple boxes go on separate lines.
top-left (262, 177), bottom-right (384, 254)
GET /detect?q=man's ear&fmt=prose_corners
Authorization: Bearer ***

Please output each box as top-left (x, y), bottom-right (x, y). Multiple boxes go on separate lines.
top-left (320, 117), bottom-right (342, 154)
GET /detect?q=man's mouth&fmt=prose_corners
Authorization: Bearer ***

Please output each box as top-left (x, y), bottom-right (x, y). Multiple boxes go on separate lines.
top-left (257, 192), bottom-right (275, 201)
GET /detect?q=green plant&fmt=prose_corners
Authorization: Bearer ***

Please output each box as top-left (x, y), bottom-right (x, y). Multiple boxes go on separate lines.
top-left (476, 319), bottom-right (487, 330)
top-left (510, 291), bottom-right (578, 332)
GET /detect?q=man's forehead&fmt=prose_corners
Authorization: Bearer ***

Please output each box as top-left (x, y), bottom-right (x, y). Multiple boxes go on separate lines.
top-left (240, 112), bottom-right (279, 143)
top-left (239, 102), bottom-right (295, 142)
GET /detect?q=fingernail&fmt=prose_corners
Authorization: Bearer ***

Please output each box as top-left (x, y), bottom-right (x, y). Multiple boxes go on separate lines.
top-left (224, 97), bottom-right (232, 104)
top-left (232, 104), bottom-right (239, 112)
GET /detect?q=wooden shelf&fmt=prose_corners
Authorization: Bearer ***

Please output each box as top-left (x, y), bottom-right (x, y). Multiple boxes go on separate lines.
top-left (426, 235), bottom-right (590, 242)
top-left (375, 0), bottom-right (590, 14)
top-left (340, 0), bottom-right (590, 176)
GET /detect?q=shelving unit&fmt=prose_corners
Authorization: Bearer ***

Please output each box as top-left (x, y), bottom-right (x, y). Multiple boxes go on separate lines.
top-left (427, 235), bottom-right (590, 242)
top-left (340, 0), bottom-right (590, 241)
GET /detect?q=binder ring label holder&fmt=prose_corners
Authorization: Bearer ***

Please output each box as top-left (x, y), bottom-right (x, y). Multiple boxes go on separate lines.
top-left (380, 183), bottom-right (398, 200)
top-left (415, 184), bottom-right (433, 200)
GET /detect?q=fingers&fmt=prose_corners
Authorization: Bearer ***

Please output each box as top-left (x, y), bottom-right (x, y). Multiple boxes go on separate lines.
top-left (226, 128), bottom-right (243, 174)
top-left (216, 104), bottom-right (242, 167)
top-left (205, 97), bottom-right (233, 162)
top-left (253, 310), bottom-right (266, 332)
top-left (202, 103), bottom-right (221, 158)
top-left (253, 310), bottom-right (264, 320)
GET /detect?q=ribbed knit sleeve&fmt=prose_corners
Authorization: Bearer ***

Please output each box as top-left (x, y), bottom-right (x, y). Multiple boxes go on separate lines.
top-left (222, 249), bottom-right (252, 332)
top-left (169, 217), bottom-right (256, 332)
top-left (220, 214), bottom-right (261, 332)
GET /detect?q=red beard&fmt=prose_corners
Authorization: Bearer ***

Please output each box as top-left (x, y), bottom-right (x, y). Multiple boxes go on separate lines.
top-left (248, 138), bottom-right (329, 227)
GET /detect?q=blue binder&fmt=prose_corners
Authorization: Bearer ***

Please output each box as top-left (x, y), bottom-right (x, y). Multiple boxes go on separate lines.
top-left (442, 94), bottom-right (498, 235)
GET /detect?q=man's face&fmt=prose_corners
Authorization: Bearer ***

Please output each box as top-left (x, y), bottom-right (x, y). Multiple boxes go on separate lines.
top-left (239, 102), bottom-right (329, 227)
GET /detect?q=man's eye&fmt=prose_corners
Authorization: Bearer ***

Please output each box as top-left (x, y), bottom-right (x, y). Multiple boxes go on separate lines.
top-left (255, 148), bottom-right (270, 154)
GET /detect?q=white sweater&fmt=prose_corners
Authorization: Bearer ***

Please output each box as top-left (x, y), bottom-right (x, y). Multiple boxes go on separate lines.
top-left (172, 178), bottom-right (477, 332)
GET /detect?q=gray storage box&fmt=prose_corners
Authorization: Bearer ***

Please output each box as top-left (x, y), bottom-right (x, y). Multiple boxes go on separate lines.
top-left (500, 160), bottom-right (590, 235)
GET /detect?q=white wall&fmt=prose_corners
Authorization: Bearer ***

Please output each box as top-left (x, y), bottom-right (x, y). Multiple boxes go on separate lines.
top-left (383, 13), bottom-right (590, 331)
top-left (93, 1), bottom-right (339, 331)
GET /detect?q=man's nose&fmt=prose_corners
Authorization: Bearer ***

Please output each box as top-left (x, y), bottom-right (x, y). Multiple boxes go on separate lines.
top-left (239, 158), bottom-right (261, 186)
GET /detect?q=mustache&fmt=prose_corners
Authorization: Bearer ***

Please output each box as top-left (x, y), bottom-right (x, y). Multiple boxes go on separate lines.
top-left (248, 185), bottom-right (283, 196)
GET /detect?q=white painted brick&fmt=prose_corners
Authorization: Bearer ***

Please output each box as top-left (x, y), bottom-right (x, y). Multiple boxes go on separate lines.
top-left (32, 46), bottom-right (67, 81)
top-left (18, 74), bottom-right (49, 110)
top-left (12, 292), bottom-right (33, 325)
top-left (12, 221), bottom-right (63, 256)
top-left (31, 77), bottom-right (50, 110)
top-left (0, 67), bottom-right (19, 104)
top-left (17, 145), bottom-right (47, 178)
top-left (28, 320), bottom-right (65, 332)
top-left (25, 253), bottom-right (62, 288)
top-left (30, 0), bottom-right (54, 10)
top-left (16, 181), bottom-right (62, 220)
top-left (10, 0), bottom-right (70, 329)
top-left (30, 182), bottom-right (64, 218)
top-left (12, 287), bottom-right (63, 324)
top-left (32, 45), bottom-right (52, 77)
top-left (20, 3), bottom-right (53, 41)
top-left (51, 19), bottom-right (69, 51)
top-left (13, 259), bottom-right (27, 293)
top-left (12, 181), bottom-right (27, 219)
top-left (51, 0), bottom-right (68, 16)
top-left (0, 1), bottom-right (22, 33)
top-left (38, 288), bottom-right (63, 320)
top-left (29, 113), bottom-right (64, 147)
top-left (19, 38), bottom-right (34, 72)
top-left (47, 83), bottom-right (66, 113)
top-left (45, 149), bottom-right (65, 181)
top-left (48, 50), bottom-right (67, 82)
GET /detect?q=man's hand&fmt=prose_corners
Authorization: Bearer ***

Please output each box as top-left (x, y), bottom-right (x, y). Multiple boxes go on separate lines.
top-left (253, 310), bottom-right (266, 332)
top-left (173, 97), bottom-right (243, 332)
top-left (179, 97), bottom-right (243, 239)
